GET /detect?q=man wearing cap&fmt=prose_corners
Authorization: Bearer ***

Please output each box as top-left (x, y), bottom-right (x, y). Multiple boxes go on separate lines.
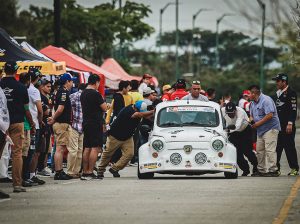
top-left (161, 84), bottom-right (175, 102)
top-left (238, 90), bottom-right (251, 116)
top-left (0, 61), bottom-right (34, 192)
top-left (98, 101), bottom-right (154, 178)
top-left (48, 73), bottom-right (75, 180)
top-left (272, 73), bottom-right (299, 176)
top-left (222, 102), bottom-right (258, 176)
top-left (143, 87), bottom-right (155, 106)
top-left (249, 85), bottom-right (281, 177)
top-left (138, 74), bottom-right (152, 95)
top-left (23, 68), bottom-right (46, 185)
top-left (170, 79), bottom-right (188, 100)
top-left (182, 81), bottom-right (209, 101)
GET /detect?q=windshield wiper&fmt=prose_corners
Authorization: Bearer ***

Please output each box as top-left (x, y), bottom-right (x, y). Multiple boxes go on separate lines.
top-left (181, 122), bottom-right (204, 126)
top-left (160, 122), bottom-right (182, 127)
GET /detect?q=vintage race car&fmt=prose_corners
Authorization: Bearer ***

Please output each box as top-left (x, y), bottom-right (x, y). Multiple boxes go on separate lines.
top-left (138, 100), bottom-right (238, 179)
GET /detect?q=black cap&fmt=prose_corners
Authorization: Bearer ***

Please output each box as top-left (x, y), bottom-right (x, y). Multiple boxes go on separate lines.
top-left (4, 61), bottom-right (18, 74)
top-left (225, 102), bottom-right (236, 114)
top-left (176, 79), bottom-right (186, 89)
top-left (28, 68), bottom-right (42, 80)
top-left (272, 73), bottom-right (288, 82)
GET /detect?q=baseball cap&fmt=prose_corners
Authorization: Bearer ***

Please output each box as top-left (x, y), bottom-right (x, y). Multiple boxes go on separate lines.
top-left (60, 73), bottom-right (77, 83)
top-left (225, 102), bottom-right (236, 114)
top-left (28, 68), bottom-right (42, 80)
top-left (272, 73), bottom-right (288, 82)
top-left (162, 84), bottom-right (171, 91)
top-left (143, 74), bottom-right (152, 79)
top-left (143, 87), bottom-right (155, 95)
top-left (176, 79), bottom-right (186, 89)
top-left (4, 61), bottom-right (19, 74)
top-left (242, 90), bottom-right (251, 96)
top-left (135, 100), bottom-right (148, 112)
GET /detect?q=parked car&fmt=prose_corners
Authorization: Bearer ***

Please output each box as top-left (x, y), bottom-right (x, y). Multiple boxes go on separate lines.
top-left (138, 100), bottom-right (238, 179)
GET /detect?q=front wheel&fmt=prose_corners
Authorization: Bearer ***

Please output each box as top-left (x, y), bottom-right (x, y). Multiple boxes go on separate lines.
top-left (224, 170), bottom-right (238, 179)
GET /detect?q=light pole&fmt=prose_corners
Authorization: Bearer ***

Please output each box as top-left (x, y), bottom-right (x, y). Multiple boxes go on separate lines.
top-left (257, 0), bottom-right (266, 91)
top-left (191, 8), bottom-right (211, 73)
top-left (159, 2), bottom-right (175, 54)
top-left (175, 0), bottom-right (179, 80)
top-left (215, 13), bottom-right (234, 69)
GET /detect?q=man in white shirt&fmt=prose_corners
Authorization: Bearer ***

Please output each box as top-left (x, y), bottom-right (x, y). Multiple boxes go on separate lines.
top-left (222, 102), bottom-right (258, 176)
top-left (26, 68), bottom-right (45, 185)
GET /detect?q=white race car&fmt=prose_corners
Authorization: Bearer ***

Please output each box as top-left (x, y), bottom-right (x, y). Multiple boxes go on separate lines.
top-left (138, 100), bottom-right (238, 179)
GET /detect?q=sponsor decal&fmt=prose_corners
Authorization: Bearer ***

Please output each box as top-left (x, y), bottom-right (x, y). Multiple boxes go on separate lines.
top-left (219, 163), bottom-right (233, 169)
top-left (183, 145), bottom-right (192, 154)
top-left (166, 106), bottom-right (214, 112)
top-left (0, 48), bottom-right (6, 56)
top-left (144, 163), bottom-right (158, 169)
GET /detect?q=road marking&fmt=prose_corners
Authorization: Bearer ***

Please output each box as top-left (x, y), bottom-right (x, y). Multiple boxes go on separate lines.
top-left (61, 180), bottom-right (80, 185)
top-left (273, 176), bottom-right (300, 224)
top-left (0, 198), bottom-right (11, 203)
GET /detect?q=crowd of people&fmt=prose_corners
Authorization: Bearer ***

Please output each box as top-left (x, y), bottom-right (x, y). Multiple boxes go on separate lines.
top-left (0, 61), bottom-right (299, 199)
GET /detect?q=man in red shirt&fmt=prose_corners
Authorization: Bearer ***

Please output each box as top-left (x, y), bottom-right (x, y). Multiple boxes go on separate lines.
top-left (170, 79), bottom-right (188, 100)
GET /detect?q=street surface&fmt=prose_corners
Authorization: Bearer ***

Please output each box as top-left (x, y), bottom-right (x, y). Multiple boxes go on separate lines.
top-left (1, 132), bottom-right (300, 224)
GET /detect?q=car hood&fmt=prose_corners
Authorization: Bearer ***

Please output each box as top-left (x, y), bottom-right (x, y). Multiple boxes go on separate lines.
top-left (152, 127), bottom-right (219, 142)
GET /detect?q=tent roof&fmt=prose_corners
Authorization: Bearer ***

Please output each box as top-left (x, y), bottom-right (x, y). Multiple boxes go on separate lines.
top-left (0, 28), bottom-right (47, 62)
top-left (21, 41), bottom-right (53, 61)
top-left (101, 58), bottom-right (140, 81)
top-left (40, 45), bottom-right (121, 89)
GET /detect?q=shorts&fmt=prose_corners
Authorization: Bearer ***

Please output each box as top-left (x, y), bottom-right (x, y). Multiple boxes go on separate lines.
top-left (83, 122), bottom-right (103, 148)
top-left (53, 123), bottom-right (70, 146)
top-left (22, 130), bottom-right (31, 157)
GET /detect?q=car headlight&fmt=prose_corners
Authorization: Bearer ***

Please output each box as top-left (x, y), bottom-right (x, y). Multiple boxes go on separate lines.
top-left (212, 140), bottom-right (224, 151)
top-left (152, 140), bottom-right (164, 151)
top-left (170, 153), bottom-right (182, 165)
top-left (195, 152), bottom-right (207, 165)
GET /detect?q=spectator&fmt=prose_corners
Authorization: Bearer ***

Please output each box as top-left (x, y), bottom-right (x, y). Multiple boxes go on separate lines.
top-left (0, 61), bottom-right (34, 193)
top-left (272, 73), bottom-right (299, 176)
top-left (170, 79), bottom-right (188, 100)
top-left (143, 87), bottom-right (155, 106)
top-left (138, 74), bottom-right (152, 95)
top-left (48, 73), bottom-right (75, 180)
top-left (249, 85), bottom-right (281, 177)
top-left (67, 83), bottom-right (86, 178)
top-left (161, 84), bottom-right (171, 101)
top-left (26, 68), bottom-right (45, 185)
top-left (207, 88), bottom-right (216, 101)
top-left (129, 80), bottom-right (143, 103)
top-left (80, 74), bottom-right (107, 180)
top-left (222, 102), bottom-right (258, 176)
top-left (98, 101), bottom-right (154, 178)
top-left (238, 90), bottom-right (251, 116)
top-left (182, 80), bottom-right (209, 101)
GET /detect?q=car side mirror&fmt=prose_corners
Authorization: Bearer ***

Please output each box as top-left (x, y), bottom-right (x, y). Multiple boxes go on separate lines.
top-left (226, 125), bottom-right (236, 130)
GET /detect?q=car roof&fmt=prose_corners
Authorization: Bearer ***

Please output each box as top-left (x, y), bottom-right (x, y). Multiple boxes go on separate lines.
top-left (155, 100), bottom-right (221, 111)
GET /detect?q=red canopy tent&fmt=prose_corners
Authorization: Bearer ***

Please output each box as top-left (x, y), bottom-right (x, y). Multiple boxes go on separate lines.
top-left (40, 46), bottom-right (122, 94)
top-left (101, 58), bottom-right (159, 87)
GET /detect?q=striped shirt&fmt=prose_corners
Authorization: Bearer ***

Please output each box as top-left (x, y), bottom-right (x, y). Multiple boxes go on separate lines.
top-left (70, 90), bottom-right (83, 133)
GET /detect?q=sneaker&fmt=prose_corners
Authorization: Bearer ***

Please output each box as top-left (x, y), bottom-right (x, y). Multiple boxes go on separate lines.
top-left (22, 180), bottom-right (33, 187)
top-left (30, 176), bottom-right (46, 185)
top-left (241, 170), bottom-right (250, 176)
top-left (251, 171), bottom-right (265, 177)
top-left (129, 162), bottom-right (138, 167)
top-left (91, 173), bottom-right (103, 180)
top-left (0, 190), bottom-right (10, 199)
top-left (13, 186), bottom-right (26, 193)
top-left (97, 172), bottom-right (104, 179)
top-left (54, 171), bottom-right (73, 180)
top-left (37, 169), bottom-right (51, 177)
top-left (109, 168), bottom-right (120, 178)
top-left (288, 169), bottom-right (299, 176)
top-left (0, 177), bottom-right (13, 183)
top-left (265, 171), bottom-right (280, 177)
top-left (80, 174), bottom-right (92, 181)
top-left (26, 179), bottom-right (39, 186)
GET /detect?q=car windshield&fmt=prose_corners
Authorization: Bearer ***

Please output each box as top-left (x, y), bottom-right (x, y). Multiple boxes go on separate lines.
top-left (157, 106), bottom-right (219, 128)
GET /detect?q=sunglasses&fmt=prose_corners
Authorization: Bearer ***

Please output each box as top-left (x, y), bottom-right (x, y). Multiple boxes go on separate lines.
top-left (192, 80), bottom-right (201, 85)
top-left (192, 88), bottom-right (200, 90)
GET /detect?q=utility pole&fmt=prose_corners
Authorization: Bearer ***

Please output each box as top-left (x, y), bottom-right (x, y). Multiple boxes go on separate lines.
top-left (119, 0), bottom-right (123, 60)
top-left (54, 0), bottom-right (61, 47)
top-left (159, 2), bottom-right (175, 55)
top-left (215, 13), bottom-right (234, 69)
top-left (191, 8), bottom-right (211, 74)
top-left (175, 0), bottom-right (179, 80)
top-left (257, 0), bottom-right (266, 91)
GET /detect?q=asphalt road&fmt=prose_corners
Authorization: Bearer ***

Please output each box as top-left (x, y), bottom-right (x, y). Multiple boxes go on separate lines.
top-left (1, 132), bottom-right (300, 224)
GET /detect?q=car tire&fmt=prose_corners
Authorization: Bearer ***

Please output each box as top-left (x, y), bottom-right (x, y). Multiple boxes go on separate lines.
top-left (224, 170), bottom-right (238, 179)
top-left (137, 162), bottom-right (154, 179)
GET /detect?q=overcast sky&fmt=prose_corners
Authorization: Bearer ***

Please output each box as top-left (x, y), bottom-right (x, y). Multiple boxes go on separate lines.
top-left (19, 0), bottom-right (293, 49)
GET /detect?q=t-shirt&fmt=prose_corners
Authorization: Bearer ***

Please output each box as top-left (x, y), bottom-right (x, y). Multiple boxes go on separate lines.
top-left (54, 87), bottom-right (72, 124)
top-left (109, 105), bottom-right (141, 141)
top-left (0, 87), bottom-right (9, 133)
top-left (182, 93), bottom-right (209, 101)
top-left (41, 93), bottom-right (50, 128)
top-left (170, 89), bottom-right (188, 100)
top-left (0, 77), bottom-right (29, 124)
top-left (138, 83), bottom-right (148, 95)
top-left (80, 88), bottom-right (105, 124)
top-left (129, 91), bottom-right (143, 103)
top-left (28, 84), bottom-right (41, 129)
